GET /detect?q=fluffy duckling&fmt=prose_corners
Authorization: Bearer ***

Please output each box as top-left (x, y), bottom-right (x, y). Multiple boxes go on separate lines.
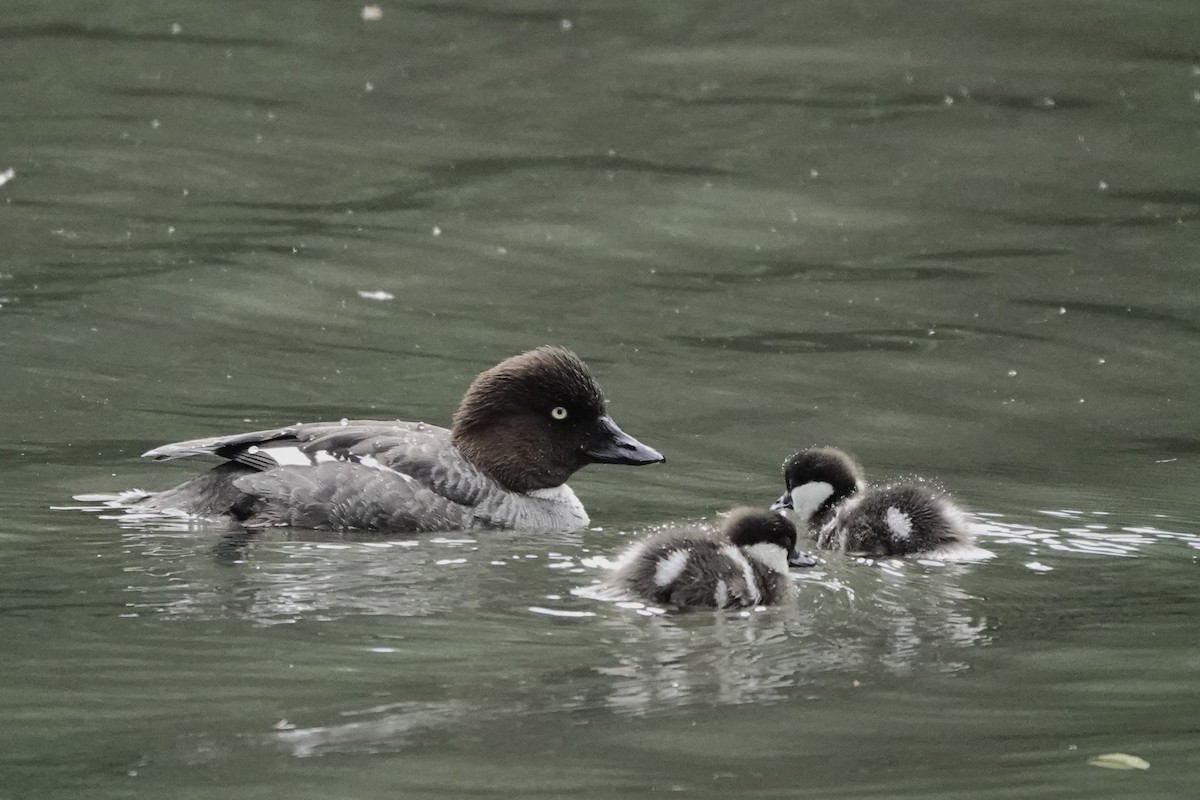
top-left (604, 507), bottom-right (811, 609)
top-left (772, 447), bottom-right (974, 557)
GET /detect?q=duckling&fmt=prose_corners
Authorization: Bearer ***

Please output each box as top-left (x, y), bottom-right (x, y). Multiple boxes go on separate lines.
top-left (603, 507), bottom-right (810, 609)
top-left (770, 447), bottom-right (864, 530)
top-left (818, 483), bottom-right (973, 557)
top-left (771, 447), bottom-right (974, 557)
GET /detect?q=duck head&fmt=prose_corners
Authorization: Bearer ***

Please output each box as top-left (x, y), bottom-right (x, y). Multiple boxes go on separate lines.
top-left (771, 447), bottom-right (864, 529)
top-left (451, 346), bottom-right (664, 493)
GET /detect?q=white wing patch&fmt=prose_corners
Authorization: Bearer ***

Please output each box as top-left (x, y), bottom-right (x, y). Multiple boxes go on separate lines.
top-left (262, 446), bottom-right (314, 466)
top-left (259, 448), bottom-right (417, 485)
top-left (790, 481), bottom-right (835, 524)
top-left (885, 506), bottom-right (913, 540)
top-left (653, 549), bottom-right (691, 587)
top-left (720, 544), bottom-right (761, 605)
top-left (357, 455), bottom-right (417, 484)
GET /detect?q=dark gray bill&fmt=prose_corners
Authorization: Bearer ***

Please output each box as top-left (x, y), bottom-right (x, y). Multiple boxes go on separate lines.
top-left (788, 550), bottom-right (817, 568)
top-left (583, 415), bottom-right (665, 466)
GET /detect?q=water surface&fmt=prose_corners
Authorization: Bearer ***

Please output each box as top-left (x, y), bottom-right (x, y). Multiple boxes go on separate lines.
top-left (3, 1), bottom-right (1199, 797)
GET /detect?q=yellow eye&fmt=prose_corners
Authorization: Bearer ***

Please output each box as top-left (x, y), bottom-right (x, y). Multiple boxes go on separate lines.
top-left (551, 406), bottom-right (568, 420)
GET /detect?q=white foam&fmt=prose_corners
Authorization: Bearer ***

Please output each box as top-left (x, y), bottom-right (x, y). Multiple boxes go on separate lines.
top-left (528, 606), bottom-right (595, 618)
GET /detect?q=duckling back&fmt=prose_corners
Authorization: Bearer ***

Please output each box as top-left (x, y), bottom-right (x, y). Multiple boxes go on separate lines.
top-left (818, 484), bottom-right (971, 557)
top-left (604, 509), bottom-right (797, 609)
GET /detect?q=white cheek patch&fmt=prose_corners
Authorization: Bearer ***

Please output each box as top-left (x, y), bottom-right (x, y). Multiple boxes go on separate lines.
top-left (263, 446), bottom-right (315, 466)
top-left (720, 544), bottom-right (760, 604)
top-left (743, 542), bottom-right (789, 575)
top-left (653, 549), bottom-right (690, 587)
top-left (885, 507), bottom-right (913, 540)
top-left (790, 482), bottom-right (835, 524)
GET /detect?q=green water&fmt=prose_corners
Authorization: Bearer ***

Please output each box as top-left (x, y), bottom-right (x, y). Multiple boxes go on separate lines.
top-left (3, 1), bottom-right (1199, 797)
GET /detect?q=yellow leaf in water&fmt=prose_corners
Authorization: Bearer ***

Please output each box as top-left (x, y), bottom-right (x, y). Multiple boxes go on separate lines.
top-left (1087, 753), bottom-right (1150, 771)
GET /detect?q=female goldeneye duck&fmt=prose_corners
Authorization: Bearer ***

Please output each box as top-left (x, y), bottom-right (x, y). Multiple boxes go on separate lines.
top-left (771, 447), bottom-right (974, 557)
top-left (602, 507), bottom-right (811, 610)
top-left (770, 447), bottom-right (864, 531)
top-left (818, 483), bottom-right (973, 557)
top-left (83, 346), bottom-right (665, 533)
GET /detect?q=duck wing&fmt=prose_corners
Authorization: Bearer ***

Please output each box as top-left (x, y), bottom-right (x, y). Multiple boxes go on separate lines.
top-left (230, 461), bottom-right (480, 531)
top-left (143, 421), bottom-right (499, 527)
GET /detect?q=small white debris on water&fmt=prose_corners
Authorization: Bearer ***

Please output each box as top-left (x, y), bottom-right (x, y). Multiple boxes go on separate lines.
top-left (431, 225), bottom-right (442, 236)
top-left (365, 81), bottom-right (374, 92)
top-left (1058, 306), bottom-right (1067, 315)
top-left (357, 289), bottom-right (394, 301)
top-left (435, 558), bottom-right (467, 566)
top-left (361, 5), bottom-right (383, 21)
top-left (170, 23), bottom-right (182, 34)
top-left (560, 18), bottom-right (573, 31)
top-left (370, 647), bottom-right (398, 653)
top-left (1007, 369), bottom-right (1017, 377)
top-left (1098, 180), bottom-right (1109, 190)
top-left (1025, 561), bottom-right (1053, 572)
top-left (0, 168), bottom-right (15, 187)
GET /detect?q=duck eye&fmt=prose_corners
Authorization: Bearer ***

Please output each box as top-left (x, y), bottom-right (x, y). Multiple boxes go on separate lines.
top-left (550, 406), bottom-right (568, 420)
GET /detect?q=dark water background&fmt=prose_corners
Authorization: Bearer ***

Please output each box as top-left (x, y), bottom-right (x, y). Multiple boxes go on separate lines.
top-left (3, 1), bottom-right (1199, 797)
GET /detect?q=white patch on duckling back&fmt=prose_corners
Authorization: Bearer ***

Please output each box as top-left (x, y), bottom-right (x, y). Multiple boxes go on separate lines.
top-left (653, 549), bottom-right (690, 587)
top-left (720, 545), bottom-right (761, 605)
top-left (885, 506), bottom-right (913, 540)
top-left (790, 481), bottom-right (835, 524)
top-left (743, 542), bottom-right (789, 575)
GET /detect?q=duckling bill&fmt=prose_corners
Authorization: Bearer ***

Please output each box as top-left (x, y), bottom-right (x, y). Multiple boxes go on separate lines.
top-left (78, 346), bottom-right (664, 533)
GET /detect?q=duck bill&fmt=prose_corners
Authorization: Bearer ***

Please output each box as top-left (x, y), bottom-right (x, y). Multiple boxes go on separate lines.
top-left (788, 550), bottom-right (817, 568)
top-left (770, 492), bottom-right (792, 512)
top-left (583, 416), bottom-right (665, 466)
